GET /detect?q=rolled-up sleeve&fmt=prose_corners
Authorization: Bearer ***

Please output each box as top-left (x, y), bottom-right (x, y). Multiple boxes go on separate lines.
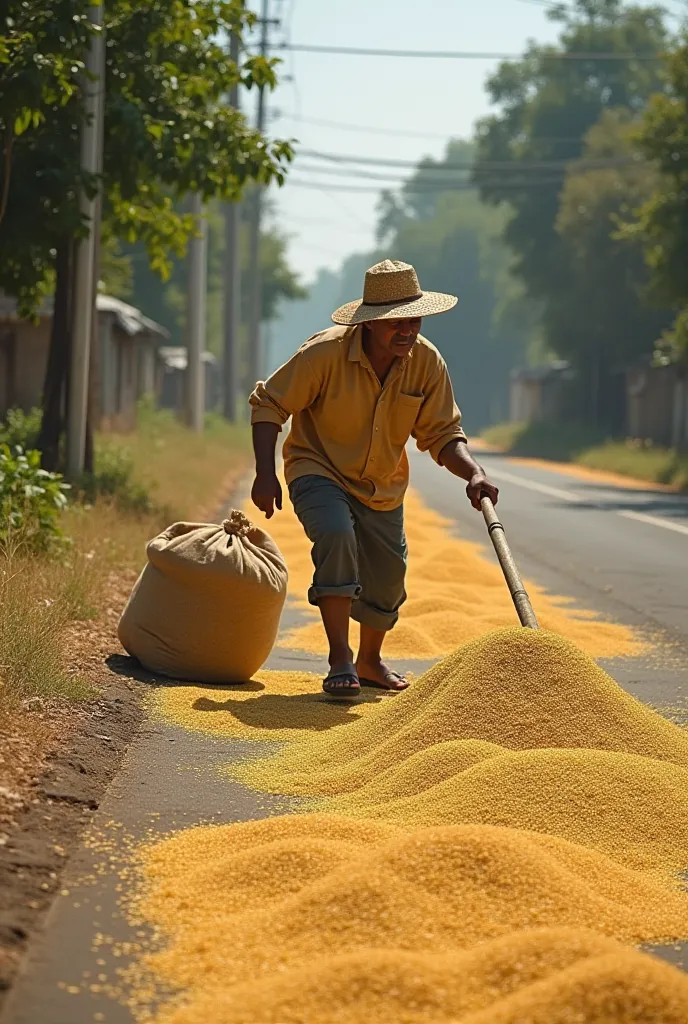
top-left (412, 362), bottom-right (467, 463)
top-left (249, 351), bottom-right (321, 428)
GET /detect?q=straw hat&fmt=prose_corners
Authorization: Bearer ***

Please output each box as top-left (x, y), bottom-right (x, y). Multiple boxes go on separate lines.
top-left (331, 259), bottom-right (458, 326)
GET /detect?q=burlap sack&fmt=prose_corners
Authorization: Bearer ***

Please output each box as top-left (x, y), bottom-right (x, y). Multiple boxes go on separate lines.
top-left (117, 510), bottom-right (288, 683)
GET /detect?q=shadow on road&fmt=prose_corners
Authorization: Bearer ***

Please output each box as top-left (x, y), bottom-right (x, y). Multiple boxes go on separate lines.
top-left (106, 653), bottom-right (264, 690)
top-left (191, 689), bottom-right (382, 733)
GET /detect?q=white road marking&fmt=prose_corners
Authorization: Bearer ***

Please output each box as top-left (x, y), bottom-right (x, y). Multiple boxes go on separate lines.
top-left (488, 466), bottom-right (688, 538)
top-left (487, 468), bottom-right (582, 503)
top-left (618, 510), bottom-right (688, 537)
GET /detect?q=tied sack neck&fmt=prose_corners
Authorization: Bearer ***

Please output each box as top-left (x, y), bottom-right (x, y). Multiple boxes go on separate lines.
top-left (223, 510), bottom-right (253, 538)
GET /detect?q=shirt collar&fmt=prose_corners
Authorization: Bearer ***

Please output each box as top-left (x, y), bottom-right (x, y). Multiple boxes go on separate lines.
top-left (347, 325), bottom-right (363, 363)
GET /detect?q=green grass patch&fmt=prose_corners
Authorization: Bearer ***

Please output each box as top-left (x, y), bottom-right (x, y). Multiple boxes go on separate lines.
top-left (482, 421), bottom-right (688, 491)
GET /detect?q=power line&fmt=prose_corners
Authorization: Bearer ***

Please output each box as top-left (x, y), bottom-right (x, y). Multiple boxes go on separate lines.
top-left (296, 148), bottom-right (648, 172)
top-left (284, 176), bottom-right (569, 194)
top-left (279, 42), bottom-right (661, 61)
top-left (274, 112), bottom-right (452, 140)
top-left (274, 112), bottom-right (608, 146)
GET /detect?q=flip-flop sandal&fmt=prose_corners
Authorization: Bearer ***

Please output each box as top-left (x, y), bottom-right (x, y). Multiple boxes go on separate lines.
top-left (323, 662), bottom-right (361, 699)
top-left (359, 671), bottom-right (409, 693)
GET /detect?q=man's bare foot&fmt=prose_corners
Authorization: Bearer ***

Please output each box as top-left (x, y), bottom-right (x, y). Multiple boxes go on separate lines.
top-left (356, 658), bottom-right (409, 692)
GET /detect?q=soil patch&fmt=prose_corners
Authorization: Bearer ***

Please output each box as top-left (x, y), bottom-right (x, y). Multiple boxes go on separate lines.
top-left (0, 572), bottom-right (146, 1009)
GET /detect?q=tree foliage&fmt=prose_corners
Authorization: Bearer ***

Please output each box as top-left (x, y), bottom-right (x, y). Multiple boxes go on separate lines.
top-left (628, 39), bottom-right (688, 361)
top-left (273, 142), bottom-right (535, 433)
top-left (474, 0), bottom-right (670, 381)
top-left (555, 106), bottom-right (671, 395)
top-left (122, 200), bottom-right (305, 362)
top-left (0, 0), bottom-right (296, 467)
top-left (0, 0), bottom-right (293, 315)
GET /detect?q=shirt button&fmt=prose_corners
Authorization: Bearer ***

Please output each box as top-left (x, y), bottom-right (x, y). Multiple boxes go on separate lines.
top-left (375, 427), bottom-right (379, 431)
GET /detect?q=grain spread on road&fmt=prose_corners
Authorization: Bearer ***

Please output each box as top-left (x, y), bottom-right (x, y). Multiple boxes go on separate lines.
top-left (137, 820), bottom-right (688, 1024)
top-left (129, 627), bottom-right (688, 1023)
top-left (151, 668), bottom-right (379, 742)
top-left (264, 483), bottom-right (645, 659)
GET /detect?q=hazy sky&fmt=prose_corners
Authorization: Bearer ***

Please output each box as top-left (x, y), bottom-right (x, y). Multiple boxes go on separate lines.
top-left (244, 0), bottom-right (562, 284)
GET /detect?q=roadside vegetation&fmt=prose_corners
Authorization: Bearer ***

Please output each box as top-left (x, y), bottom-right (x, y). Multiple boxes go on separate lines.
top-left (482, 421), bottom-right (688, 491)
top-left (0, 403), bottom-right (252, 709)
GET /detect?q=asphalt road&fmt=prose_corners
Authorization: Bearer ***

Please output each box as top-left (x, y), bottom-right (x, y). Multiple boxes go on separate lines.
top-left (3, 453), bottom-right (688, 1022)
top-left (409, 446), bottom-right (688, 647)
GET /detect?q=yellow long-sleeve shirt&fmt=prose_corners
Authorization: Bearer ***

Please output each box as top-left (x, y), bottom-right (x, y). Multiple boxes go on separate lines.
top-left (249, 324), bottom-right (466, 511)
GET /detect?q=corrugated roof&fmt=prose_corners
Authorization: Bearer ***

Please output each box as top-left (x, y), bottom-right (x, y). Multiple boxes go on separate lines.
top-left (97, 295), bottom-right (169, 339)
top-left (0, 292), bottom-right (169, 340)
top-left (158, 346), bottom-right (217, 370)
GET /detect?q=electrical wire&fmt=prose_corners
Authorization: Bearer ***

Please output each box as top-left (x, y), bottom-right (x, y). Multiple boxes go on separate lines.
top-left (284, 176), bottom-right (569, 194)
top-left (279, 42), bottom-right (661, 61)
top-left (274, 112), bottom-right (453, 140)
top-left (295, 148), bottom-right (648, 171)
top-left (274, 113), bottom-right (612, 146)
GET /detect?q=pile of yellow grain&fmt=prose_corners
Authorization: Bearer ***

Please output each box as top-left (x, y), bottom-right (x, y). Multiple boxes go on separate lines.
top-left (263, 485), bottom-right (645, 660)
top-left (137, 819), bottom-right (688, 1024)
top-left (154, 930), bottom-right (688, 1024)
top-left (236, 628), bottom-right (688, 798)
top-left (128, 627), bottom-right (688, 1023)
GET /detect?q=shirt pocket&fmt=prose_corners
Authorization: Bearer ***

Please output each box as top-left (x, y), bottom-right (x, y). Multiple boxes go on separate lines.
top-left (388, 393), bottom-right (424, 448)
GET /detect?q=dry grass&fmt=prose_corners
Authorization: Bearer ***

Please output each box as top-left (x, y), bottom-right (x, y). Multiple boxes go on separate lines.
top-left (0, 413), bottom-right (253, 709)
top-left (98, 407), bottom-right (252, 527)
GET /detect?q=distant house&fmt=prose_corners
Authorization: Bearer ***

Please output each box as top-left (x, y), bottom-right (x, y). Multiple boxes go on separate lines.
top-left (509, 362), bottom-right (575, 424)
top-left (626, 362), bottom-right (688, 449)
top-left (0, 294), bottom-right (168, 430)
top-left (158, 346), bottom-right (220, 415)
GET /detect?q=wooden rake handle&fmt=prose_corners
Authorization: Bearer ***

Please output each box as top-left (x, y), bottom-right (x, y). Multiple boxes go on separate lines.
top-left (480, 495), bottom-right (539, 630)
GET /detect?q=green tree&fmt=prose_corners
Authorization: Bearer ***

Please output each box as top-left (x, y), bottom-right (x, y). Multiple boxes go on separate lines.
top-left (555, 107), bottom-right (672, 424)
top-left (474, 0), bottom-right (671, 418)
top-left (273, 142), bottom-right (535, 433)
top-left (627, 40), bottom-right (688, 362)
top-left (0, 0), bottom-right (292, 466)
top-left (123, 200), bottom-right (304, 367)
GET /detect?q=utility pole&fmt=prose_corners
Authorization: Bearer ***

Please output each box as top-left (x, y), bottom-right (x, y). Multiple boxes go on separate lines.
top-left (186, 193), bottom-right (207, 432)
top-left (246, 0), bottom-right (270, 390)
top-left (66, 1), bottom-right (105, 478)
top-left (223, 27), bottom-right (241, 421)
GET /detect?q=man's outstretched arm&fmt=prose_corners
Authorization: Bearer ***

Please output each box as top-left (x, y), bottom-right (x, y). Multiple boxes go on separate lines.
top-left (438, 439), bottom-right (499, 511)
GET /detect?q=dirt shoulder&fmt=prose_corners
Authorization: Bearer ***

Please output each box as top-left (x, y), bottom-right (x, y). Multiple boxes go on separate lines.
top-left (0, 417), bottom-right (254, 1008)
top-left (0, 572), bottom-right (146, 1005)
top-left (0, 456), bottom-right (255, 1007)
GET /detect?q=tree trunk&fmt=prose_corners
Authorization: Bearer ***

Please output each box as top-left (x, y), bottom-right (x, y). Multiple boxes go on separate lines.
top-left (38, 238), bottom-right (73, 471)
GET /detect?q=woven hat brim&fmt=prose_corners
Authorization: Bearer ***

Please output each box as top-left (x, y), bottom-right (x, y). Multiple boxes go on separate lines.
top-left (331, 290), bottom-right (458, 326)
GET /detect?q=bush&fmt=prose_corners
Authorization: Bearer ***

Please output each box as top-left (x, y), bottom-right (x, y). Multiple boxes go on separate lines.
top-left (79, 443), bottom-right (155, 514)
top-left (0, 407), bottom-right (42, 451)
top-left (0, 445), bottom-right (70, 554)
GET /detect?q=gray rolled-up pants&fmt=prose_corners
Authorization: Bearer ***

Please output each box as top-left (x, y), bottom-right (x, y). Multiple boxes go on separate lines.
top-left (288, 474), bottom-right (407, 632)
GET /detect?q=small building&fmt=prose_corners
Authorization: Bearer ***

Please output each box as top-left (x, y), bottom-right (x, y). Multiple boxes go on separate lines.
top-left (627, 362), bottom-right (688, 448)
top-left (509, 362), bottom-right (575, 423)
top-left (0, 293), bottom-right (168, 430)
top-left (158, 346), bottom-right (220, 415)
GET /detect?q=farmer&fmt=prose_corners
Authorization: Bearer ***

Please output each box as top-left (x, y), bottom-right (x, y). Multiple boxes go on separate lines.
top-left (249, 259), bottom-right (499, 698)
